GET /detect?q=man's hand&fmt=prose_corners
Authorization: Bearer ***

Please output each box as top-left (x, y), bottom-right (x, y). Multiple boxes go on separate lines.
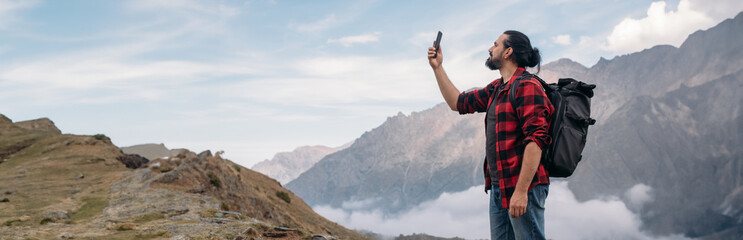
top-left (509, 191), bottom-right (528, 218)
top-left (428, 42), bottom-right (443, 69)
top-left (510, 142), bottom-right (541, 218)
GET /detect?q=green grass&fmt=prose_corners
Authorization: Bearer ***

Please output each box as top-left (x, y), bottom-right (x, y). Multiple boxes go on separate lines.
top-left (69, 196), bottom-right (108, 222)
top-left (133, 212), bottom-right (165, 223)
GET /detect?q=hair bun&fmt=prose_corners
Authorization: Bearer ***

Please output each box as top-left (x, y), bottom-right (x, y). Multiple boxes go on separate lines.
top-left (529, 47), bottom-right (541, 67)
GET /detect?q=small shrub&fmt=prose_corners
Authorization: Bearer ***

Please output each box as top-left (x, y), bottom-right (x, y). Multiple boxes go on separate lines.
top-left (116, 222), bottom-right (136, 231)
top-left (93, 134), bottom-right (110, 142)
top-left (0, 198), bottom-right (9, 202)
top-left (160, 167), bottom-right (173, 173)
top-left (40, 218), bottom-right (54, 225)
top-left (275, 191), bottom-right (291, 204)
top-left (5, 191), bottom-right (12, 195)
top-left (220, 202), bottom-right (230, 211)
top-left (207, 171), bottom-right (221, 188)
top-left (3, 219), bottom-right (19, 226)
top-left (232, 164), bottom-right (241, 172)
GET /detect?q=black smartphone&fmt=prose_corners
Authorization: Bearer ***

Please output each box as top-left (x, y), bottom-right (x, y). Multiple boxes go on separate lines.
top-left (433, 31), bottom-right (442, 58)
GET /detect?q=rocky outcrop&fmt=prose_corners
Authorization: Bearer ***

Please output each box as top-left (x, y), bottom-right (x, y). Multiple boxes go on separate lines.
top-left (116, 154), bottom-right (149, 169)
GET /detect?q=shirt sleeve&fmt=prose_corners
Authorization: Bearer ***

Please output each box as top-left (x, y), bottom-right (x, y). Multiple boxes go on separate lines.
top-left (456, 81), bottom-right (497, 114)
top-left (513, 79), bottom-right (553, 150)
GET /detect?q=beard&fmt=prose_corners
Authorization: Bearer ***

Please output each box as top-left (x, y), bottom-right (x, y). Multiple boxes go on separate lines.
top-left (485, 55), bottom-right (502, 70)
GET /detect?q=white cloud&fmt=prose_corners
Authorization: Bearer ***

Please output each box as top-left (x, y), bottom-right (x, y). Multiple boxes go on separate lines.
top-left (314, 182), bottom-right (691, 240)
top-left (624, 183), bottom-right (654, 210)
top-left (687, 0), bottom-right (743, 22)
top-left (0, 0), bottom-right (38, 29)
top-left (328, 32), bottom-right (382, 47)
top-left (224, 55), bottom-right (437, 107)
top-left (552, 34), bottom-right (572, 45)
top-left (296, 14), bottom-right (337, 32)
top-left (606, 0), bottom-right (715, 55)
top-left (314, 185), bottom-right (489, 239)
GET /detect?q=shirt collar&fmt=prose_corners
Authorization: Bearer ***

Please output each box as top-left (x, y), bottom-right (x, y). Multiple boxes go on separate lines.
top-left (498, 67), bottom-right (526, 89)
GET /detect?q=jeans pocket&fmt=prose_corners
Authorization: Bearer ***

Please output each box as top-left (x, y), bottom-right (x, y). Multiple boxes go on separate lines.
top-left (532, 185), bottom-right (548, 209)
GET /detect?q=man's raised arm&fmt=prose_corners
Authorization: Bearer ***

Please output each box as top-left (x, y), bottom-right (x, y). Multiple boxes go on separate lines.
top-left (428, 44), bottom-right (460, 112)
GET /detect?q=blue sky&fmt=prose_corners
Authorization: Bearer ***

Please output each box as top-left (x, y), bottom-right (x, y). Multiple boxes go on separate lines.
top-left (1, 0), bottom-right (741, 168)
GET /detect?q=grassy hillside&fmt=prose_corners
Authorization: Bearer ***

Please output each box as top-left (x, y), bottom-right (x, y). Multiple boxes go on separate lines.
top-left (0, 114), bottom-right (369, 239)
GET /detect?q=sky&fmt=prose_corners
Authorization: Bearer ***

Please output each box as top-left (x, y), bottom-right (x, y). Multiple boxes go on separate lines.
top-left (1, 0), bottom-right (742, 168)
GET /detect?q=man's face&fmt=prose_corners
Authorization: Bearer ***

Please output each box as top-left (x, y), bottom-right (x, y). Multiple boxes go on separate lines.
top-left (485, 34), bottom-right (508, 71)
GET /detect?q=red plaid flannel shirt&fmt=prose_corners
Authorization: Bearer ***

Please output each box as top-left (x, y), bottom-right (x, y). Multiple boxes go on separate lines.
top-left (457, 67), bottom-right (553, 209)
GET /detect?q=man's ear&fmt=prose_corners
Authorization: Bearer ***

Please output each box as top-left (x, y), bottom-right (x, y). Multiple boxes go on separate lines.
top-left (505, 47), bottom-right (513, 59)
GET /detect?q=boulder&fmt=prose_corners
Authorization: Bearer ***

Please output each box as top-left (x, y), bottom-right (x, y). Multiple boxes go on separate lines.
top-left (198, 150), bottom-right (212, 162)
top-left (43, 210), bottom-right (70, 220)
top-left (116, 154), bottom-right (149, 169)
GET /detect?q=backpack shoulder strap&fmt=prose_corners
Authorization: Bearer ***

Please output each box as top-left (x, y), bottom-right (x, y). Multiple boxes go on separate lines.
top-left (508, 73), bottom-right (545, 112)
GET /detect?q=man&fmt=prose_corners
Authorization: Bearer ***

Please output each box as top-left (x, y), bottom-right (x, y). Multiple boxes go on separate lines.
top-left (427, 30), bottom-right (553, 240)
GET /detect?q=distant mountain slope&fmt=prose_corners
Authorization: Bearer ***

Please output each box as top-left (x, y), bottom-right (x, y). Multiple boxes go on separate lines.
top-left (571, 71), bottom-right (743, 237)
top-left (287, 104), bottom-right (485, 212)
top-left (286, 11), bottom-right (743, 239)
top-left (0, 114), bottom-right (369, 239)
top-left (252, 144), bottom-right (351, 185)
top-left (121, 143), bottom-right (186, 160)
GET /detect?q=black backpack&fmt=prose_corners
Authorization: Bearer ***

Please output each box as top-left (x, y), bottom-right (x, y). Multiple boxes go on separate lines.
top-left (510, 74), bottom-right (596, 178)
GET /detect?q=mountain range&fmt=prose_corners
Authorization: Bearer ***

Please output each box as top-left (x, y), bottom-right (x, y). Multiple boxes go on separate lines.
top-left (252, 142), bottom-right (353, 185)
top-left (286, 11), bottom-right (743, 239)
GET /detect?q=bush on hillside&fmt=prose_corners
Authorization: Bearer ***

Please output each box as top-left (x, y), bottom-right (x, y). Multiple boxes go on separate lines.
top-left (275, 191), bottom-right (291, 204)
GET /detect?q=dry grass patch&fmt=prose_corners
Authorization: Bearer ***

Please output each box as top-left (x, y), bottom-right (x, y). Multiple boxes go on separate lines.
top-left (69, 196), bottom-right (108, 222)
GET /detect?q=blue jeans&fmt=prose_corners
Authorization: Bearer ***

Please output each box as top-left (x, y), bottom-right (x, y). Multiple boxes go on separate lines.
top-left (489, 184), bottom-right (548, 240)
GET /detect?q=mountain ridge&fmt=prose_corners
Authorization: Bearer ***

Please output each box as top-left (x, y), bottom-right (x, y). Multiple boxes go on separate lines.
top-left (0, 114), bottom-right (370, 239)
